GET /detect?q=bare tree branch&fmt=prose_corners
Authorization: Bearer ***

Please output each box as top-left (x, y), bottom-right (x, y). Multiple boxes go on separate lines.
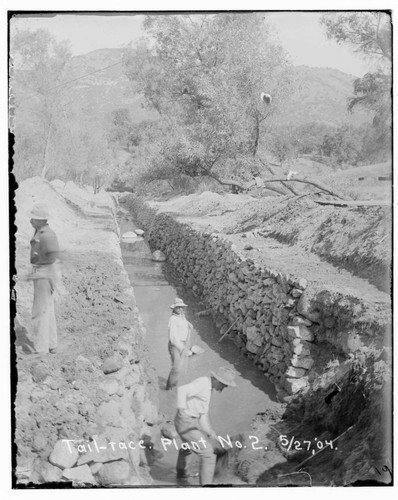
top-left (262, 177), bottom-right (348, 200)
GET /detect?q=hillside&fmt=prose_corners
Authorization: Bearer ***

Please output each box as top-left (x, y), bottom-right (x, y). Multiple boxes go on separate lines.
top-left (277, 65), bottom-right (370, 127)
top-left (13, 49), bottom-right (370, 129)
top-left (63, 54), bottom-right (370, 127)
top-left (63, 48), bottom-right (156, 122)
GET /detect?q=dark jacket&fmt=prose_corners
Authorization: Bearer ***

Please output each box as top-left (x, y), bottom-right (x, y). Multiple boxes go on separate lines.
top-left (30, 224), bottom-right (59, 265)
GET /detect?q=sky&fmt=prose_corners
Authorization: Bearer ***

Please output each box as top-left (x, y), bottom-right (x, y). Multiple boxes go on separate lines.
top-left (9, 11), bottom-right (375, 77)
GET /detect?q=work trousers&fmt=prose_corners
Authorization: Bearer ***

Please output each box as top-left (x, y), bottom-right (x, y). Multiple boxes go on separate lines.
top-left (175, 410), bottom-right (217, 485)
top-left (166, 342), bottom-right (185, 390)
top-left (32, 276), bottom-right (57, 354)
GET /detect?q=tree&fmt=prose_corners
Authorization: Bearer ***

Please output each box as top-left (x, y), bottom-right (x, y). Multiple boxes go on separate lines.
top-left (11, 28), bottom-right (72, 180)
top-left (320, 12), bottom-right (392, 160)
top-left (108, 108), bottom-right (141, 152)
top-left (267, 127), bottom-right (298, 167)
top-left (293, 122), bottom-right (336, 156)
top-left (321, 12), bottom-right (391, 62)
top-left (123, 14), bottom-right (295, 188)
top-left (321, 125), bottom-right (362, 166)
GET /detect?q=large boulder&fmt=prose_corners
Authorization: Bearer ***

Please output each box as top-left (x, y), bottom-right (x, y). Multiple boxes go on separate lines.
top-left (152, 250), bottom-right (166, 262)
top-left (63, 465), bottom-right (95, 484)
top-left (287, 325), bottom-right (314, 341)
top-left (30, 459), bottom-right (63, 483)
top-left (101, 355), bottom-right (123, 374)
top-left (99, 378), bottom-right (120, 396)
top-left (161, 422), bottom-right (178, 440)
top-left (96, 401), bottom-right (123, 428)
top-left (49, 439), bottom-right (79, 470)
top-left (121, 231), bottom-right (137, 242)
top-left (96, 460), bottom-right (131, 486)
top-left (31, 363), bottom-right (50, 384)
top-left (285, 376), bottom-right (309, 395)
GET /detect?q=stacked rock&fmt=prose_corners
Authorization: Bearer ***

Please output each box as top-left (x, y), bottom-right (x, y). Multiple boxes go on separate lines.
top-left (136, 213), bottom-right (316, 397)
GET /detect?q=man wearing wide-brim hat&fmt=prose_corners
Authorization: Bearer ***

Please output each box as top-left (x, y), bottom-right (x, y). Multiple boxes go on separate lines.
top-left (28, 203), bottom-right (60, 354)
top-left (175, 366), bottom-right (237, 485)
top-left (166, 298), bottom-right (193, 390)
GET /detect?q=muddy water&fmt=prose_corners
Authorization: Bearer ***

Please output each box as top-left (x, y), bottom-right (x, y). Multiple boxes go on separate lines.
top-left (119, 218), bottom-right (279, 485)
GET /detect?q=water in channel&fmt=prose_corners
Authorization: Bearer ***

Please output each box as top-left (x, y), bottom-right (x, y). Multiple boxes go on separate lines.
top-left (119, 217), bottom-right (279, 485)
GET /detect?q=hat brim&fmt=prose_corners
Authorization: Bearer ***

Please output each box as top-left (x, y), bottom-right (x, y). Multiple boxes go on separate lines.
top-left (211, 371), bottom-right (237, 387)
top-left (30, 214), bottom-right (48, 220)
top-left (170, 303), bottom-right (188, 309)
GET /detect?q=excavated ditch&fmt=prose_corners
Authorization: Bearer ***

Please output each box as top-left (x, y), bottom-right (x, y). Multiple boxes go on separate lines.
top-left (119, 193), bottom-right (392, 486)
top-left (119, 216), bottom-right (282, 485)
top-left (12, 180), bottom-right (392, 487)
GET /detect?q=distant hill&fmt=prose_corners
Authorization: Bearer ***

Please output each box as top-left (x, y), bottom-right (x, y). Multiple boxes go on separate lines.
top-left (62, 52), bottom-right (370, 128)
top-left (277, 65), bottom-right (371, 127)
top-left (63, 48), bottom-right (156, 122)
top-left (14, 49), bottom-right (371, 128)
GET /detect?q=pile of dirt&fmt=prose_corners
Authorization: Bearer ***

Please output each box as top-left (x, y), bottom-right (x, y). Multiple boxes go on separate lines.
top-left (150, 191), bottom-right (255, 217)
top-left (148, 192), bottom-right (391, 293)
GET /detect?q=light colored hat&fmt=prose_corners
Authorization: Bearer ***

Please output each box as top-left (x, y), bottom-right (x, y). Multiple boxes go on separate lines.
top-left (191, 345), bottom-right (204, 355)
top-left (211, 367), bottom-right (237, 387)
top-left (170, 298), bottom-right (188, 309)
top-left (30, 203), bottom-right (50, 220)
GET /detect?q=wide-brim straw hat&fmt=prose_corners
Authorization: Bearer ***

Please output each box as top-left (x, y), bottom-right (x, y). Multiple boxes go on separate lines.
top-left (30, 203), bottom-right (50, 220)
top-left (170, 298), bottom-right (188, 309)
top-left (211, 367), bottom-right (237, 387)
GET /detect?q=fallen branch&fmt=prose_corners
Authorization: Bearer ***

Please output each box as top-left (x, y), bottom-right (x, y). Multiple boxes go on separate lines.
top-left (280, 180), bottom-right (300, 196)
top-left (217, 311), bottom-right (251, 343)
top-left (261, 177), bottom-right (348, 200)
top-left (260, 185), bottom-right (289, 196)
top-left (205, 172), bottom-right (247, 191)
top-left (287, 191), bottom-right (323, 203)
top-left (278, 471), bottom-right (313, 487)
top-left (217, 317), bottom-right (240, 344)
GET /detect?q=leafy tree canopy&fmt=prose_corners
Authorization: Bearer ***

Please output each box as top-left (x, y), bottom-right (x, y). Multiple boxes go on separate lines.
top-left (321, 12), bottom-right (391, 63)
top-left (320, 12), bottom-right (391, 160)
top-left (123, 13), bottom-right (295, 186)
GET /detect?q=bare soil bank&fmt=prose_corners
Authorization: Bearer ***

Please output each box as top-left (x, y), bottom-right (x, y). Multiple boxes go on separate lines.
top-left (150, 191), bottom-right (391, 292)
top-left (13, 178), bottom-right (159, 486)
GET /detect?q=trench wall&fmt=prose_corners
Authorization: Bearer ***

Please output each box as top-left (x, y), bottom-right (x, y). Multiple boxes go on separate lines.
top-left (123, 195), bottom-right (391, 401)
top-left (14, 180), bottom-right (159, 486)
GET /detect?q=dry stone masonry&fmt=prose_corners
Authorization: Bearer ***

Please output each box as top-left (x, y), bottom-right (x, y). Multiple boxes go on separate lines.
top-left (123, 195), bottom-right (391, 402)
top-left (148, 215), bottom-right (316, 398)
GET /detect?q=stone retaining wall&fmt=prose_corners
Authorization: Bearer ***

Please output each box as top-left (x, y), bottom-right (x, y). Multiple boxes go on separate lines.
top-left (122, 195), bottom-right (391, 401)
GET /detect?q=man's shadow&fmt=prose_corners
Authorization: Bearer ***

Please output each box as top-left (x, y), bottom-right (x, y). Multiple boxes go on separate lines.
top-left (14, 319), bottom-right (35, 354)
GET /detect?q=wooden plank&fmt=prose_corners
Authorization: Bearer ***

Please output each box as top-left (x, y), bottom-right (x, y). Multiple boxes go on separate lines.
top-left (315, 200), bottom-right (391, 207)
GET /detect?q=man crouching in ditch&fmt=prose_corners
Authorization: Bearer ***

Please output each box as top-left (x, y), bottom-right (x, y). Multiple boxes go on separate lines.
top-left (174, 367), bottom-right (237, 485)
top-left (28, 203), bottom-right (60, 355)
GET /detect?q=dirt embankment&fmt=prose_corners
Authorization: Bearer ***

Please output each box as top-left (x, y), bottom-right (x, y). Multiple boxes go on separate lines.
top-left (150, 191), bottom-right (391, 293)
top-left (13, 178), bottom-right (160, 486)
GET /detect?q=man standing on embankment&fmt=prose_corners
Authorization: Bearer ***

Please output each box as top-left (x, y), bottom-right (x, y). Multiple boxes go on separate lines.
top-left (28, 203), bottom-right (60, 355)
